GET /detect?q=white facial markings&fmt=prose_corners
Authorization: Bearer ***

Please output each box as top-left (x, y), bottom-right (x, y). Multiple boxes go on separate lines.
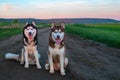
top-left (32, 29), bottom-right (36, 38)
top-left (24, 26), bottom-right (37, 41)
top-left (51, 29), bottom-right (65, 42)
top-left (52, 32), bottom-right (57, 42)
top-left (59, 32), bottom-right (64, 41)
top-left (55, 29), bottom-right (57, 32)
top-left (26, 26), bottom-right (35, 35)
top-left (59, 29), bottom-right (61, 32)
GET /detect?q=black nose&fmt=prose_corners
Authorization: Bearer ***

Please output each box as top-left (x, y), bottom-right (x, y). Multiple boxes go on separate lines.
top-left (57, 35), bottom-right (60, 39)
top-left (29, 32), bottom-right (32, 35)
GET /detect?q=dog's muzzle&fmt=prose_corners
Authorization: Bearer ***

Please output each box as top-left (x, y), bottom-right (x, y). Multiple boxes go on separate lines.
top-left (56, 36), bottom-right (61, 45)
top-left (28, 32), bottom-right (33, 40)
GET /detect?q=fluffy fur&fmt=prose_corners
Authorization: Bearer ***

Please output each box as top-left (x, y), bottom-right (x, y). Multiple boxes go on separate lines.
top-left (5, 22), bottom-right (41, 69)
top-left (45, 23), bottom-right (68, 76)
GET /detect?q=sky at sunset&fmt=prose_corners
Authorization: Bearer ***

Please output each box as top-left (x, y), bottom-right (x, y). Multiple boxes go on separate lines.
top-left (0, 0), bottom-right (120, 20)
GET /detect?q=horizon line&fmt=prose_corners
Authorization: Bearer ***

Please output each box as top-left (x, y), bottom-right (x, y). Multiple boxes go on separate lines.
top-left (0, 17), bottom-right (120, 21)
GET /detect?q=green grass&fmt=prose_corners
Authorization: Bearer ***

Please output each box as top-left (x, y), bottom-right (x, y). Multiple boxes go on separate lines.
top-left (0, 28), bottom-right (22, 39)
top-left (0, 22), bottom-right (24, 39)
top-left (37, 23), bottom-right (50, 29)
top-left (0, 22), bottom-right (11, 27)
top-left (66, 23), bottom-right (120, 48)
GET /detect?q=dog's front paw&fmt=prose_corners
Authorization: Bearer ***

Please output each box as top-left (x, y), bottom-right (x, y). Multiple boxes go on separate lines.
top-left (24, 65), bottom-right (29, 68)
top-left (37, 65), bottom-right (42, 69)
top-left (45, 64), bottom-right (49, 70)
top-left (61, 70), bottom-right (66, 76)
top-left (50, 70), bottom-right (54, 74)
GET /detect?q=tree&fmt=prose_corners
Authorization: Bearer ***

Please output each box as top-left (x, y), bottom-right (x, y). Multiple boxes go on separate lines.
top-left (13, 19), bottom-right (18, 24)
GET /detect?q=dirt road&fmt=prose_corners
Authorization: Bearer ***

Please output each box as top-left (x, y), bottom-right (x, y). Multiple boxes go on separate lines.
top-left (0, 28), bottom-right (120, 80)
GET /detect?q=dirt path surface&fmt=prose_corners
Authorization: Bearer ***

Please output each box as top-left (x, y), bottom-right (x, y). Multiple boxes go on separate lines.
top-left (0, 28), bottom-right (120, 80)
top-left (0, 28), bottom-right (75, 80)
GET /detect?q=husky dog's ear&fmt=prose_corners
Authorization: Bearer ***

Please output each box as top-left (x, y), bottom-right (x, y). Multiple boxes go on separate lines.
top-left (61, 22), bottom-right (65, 29)
top-left (51, 22), bottom-right (55, 28)
top-left (25, 22), bottom-right (28, 26)
top-left (32, 21), bottom-right (36, 26)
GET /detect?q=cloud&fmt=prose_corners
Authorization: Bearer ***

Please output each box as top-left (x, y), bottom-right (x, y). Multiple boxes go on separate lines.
top-left (1, 3), bottom-right (15, 11)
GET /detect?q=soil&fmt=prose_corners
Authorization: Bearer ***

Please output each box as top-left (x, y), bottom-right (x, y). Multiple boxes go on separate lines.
top-left (0, 28), bottom-right (120, 80)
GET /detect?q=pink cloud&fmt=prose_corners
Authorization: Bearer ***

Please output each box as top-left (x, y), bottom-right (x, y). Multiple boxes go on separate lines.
top-left (2, 3), bottom-right (14, 11)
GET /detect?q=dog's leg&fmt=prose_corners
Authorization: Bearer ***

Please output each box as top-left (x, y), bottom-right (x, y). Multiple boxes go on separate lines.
top-left (24, 48), bottom-right (29, 68)
top-left (20, 48), bottom-right (24, 64)
top-left (64, 57), bottom-right (68, 68)
top-left (34, 50), bottom-right (41, 69)
top-left (45, 59), bottom-right (49, 70)
top-left (45, 51), bottom-right (50, 70)
top-left (49, 53), bottom-right (54, 73)
top-left (60, 54), bottom-right (65, 76)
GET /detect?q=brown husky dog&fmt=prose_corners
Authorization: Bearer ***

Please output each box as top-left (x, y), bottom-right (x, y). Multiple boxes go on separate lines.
top-left (45, 23), bottom-right (68, 76)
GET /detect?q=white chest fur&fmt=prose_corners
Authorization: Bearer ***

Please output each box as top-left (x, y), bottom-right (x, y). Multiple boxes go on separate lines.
top-left (49, 44), bottom-right (65, 56)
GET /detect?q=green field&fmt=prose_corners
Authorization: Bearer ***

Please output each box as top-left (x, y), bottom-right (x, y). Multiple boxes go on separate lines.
top-left (0, 28), bottom-right (22, 39)
top-left (1, 21), bottom-right (120, 48)
top-left (66, 23), bottom-right (120, 48)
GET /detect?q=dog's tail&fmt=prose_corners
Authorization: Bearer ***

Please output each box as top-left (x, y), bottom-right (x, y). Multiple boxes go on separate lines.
top-left (5, 53), bottom-right (19, 61)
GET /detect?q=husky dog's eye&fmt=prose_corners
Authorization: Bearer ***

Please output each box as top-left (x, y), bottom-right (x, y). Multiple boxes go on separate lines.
top-left (58, 29), bottom-right (61, 33)
top-left (55, 30), bottom-right (57, 32)
top-left (59, 29), bottom-right (61, 32)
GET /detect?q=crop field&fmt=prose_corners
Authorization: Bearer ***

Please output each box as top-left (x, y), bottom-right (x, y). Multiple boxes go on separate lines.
top-left (66, 23), bottom-right (120, 48)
